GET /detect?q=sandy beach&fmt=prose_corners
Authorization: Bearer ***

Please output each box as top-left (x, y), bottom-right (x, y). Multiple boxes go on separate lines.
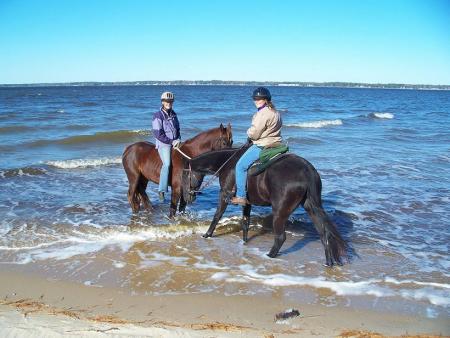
top-left (0, 270), bottom-right (448, 337)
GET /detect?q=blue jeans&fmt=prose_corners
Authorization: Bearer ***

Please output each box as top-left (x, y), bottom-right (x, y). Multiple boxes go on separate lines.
top-left (235, 144), bottom-right (262, 198)
top-left (158, 146), bottom-right (171, 192)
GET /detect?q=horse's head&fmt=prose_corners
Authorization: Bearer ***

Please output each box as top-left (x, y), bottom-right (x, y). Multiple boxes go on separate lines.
top-left (181, 161), bottom-right (205, 204)
top-left (213, 123), bottom-right (233, 150)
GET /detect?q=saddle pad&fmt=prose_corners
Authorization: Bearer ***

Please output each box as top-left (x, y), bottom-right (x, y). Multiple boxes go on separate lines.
top-left (248, 153), bottom-right (291, 176)
top-left (259, 144), bottom-right (289, 164)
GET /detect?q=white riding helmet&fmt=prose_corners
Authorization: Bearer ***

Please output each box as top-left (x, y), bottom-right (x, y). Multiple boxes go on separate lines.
top-left (161, 91), bottom-right (175, 101)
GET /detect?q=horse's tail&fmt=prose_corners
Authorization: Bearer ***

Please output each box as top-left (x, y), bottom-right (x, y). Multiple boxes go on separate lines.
top-left (122, 143), bottom-right (142, 213)
top-left (304, 168), bottom-right (347, 266)
top-left (122, 143), bottom-right (135, 159)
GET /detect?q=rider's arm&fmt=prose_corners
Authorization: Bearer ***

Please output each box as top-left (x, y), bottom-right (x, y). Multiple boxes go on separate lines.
top-left (247, 109), bottom-right (268, 141)
top-left (174, 114), bottom-right (181, 140)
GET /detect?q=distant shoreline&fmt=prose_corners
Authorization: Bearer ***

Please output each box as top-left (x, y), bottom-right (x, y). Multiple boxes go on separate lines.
top-left (0, 80), bottom-right (449, 90)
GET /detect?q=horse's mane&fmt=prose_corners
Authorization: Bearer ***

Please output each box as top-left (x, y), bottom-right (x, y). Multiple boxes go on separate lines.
top-left (183, 126), bottom-right (219, 145)
top-left (192, 147), bottom-right (240, 162)
top-left (190, 144), bottom-right (250, 170)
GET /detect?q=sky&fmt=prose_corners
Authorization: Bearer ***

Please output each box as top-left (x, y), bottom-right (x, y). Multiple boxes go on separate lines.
top-left (0, 0), bottom-right (449, 85)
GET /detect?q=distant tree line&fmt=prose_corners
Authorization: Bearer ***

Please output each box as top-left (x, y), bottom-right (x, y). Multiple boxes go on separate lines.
top-left (1, 80), bottom-right (448, 90)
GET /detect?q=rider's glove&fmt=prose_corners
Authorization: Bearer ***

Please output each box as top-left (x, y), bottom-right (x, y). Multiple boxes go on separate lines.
top-left (172, 139), bottom-right (181, 148)
top-left (246, 137), bottom-right (253, 145)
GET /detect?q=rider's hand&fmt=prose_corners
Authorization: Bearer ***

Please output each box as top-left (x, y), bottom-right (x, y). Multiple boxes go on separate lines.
top-left (246, 137), bottom-right (253, 144)
top-left (172, 139), bottom-right (181, 148)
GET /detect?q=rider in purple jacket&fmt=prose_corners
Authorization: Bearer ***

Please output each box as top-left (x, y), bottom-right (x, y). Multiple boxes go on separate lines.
top-left (152, 91), bottom-right (181, 202)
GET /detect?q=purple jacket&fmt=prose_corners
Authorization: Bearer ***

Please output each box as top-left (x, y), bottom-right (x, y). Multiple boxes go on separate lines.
top-left (152, 108), bottom-right (181, 148)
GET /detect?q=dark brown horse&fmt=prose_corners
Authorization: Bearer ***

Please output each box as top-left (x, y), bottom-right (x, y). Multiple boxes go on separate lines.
top-left (181, 144), bottom-right (347, 267)
top-left (122, 124), bottom-right (233, 217)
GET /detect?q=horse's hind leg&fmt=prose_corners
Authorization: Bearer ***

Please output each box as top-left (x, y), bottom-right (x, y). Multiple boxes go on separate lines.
top-left (267, 211), bottom-right (288, 258)
top-left (242, 204), bottom-right (252, 243)
top-left (137, 176), bottom-right (152, 211)
top-left (127, 176), bottom-right (140, 213)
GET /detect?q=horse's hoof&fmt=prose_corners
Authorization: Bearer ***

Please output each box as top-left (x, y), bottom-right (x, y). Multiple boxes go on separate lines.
top-left (202, 233), bottom-right (212, 238)
top-left (323, 260), bottom-right (336, 268)
top-left (267, 251), bottom-right (278, 258)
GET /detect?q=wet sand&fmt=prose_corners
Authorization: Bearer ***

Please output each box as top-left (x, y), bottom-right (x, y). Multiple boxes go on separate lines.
top-left (0, 270), bottom-right (448, 337)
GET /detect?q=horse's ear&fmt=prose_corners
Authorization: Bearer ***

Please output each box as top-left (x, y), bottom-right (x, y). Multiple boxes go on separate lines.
top-left (226, 123), bottom-right (232, 138)
top-left (220, 123), bottom-right (224, 131)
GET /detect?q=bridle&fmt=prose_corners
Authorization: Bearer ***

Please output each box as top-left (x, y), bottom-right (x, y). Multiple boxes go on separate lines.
top-left (212, 133), bottom-right (232, 150)
top-left (175, 131), bottom-right (236, 195)
top-left (182, 143), bottom-right (246, 195)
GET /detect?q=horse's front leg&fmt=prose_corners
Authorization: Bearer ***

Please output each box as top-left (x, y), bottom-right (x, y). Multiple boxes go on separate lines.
top-left (178, 186), bottom-right (187, 214)
top-left (169, 186), bottom-right (181, 218)
top-left (242, 204), bottom-right (252, 243)
top-left (203, 190), bottom-right (229, 238)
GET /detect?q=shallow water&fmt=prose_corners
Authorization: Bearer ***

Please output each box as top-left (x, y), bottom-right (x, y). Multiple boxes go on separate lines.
top-left (0, 85), bottom-right (449, 318)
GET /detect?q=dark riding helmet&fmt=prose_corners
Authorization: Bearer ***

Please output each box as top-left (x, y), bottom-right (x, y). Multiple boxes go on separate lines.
top-left (252, 87), bottom-right (271, 101)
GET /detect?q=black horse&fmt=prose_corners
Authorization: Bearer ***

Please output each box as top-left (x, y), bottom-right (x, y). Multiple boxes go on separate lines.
top-left (181, 144), bottom-right (347, 267)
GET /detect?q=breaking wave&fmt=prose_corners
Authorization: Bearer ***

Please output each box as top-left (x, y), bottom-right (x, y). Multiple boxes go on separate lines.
top-left (286, 119), bottom-right (343, 128)
top-left (26, 129), bottom-right (150, 148)
top-left (369, 112), bottom-right (394, 119)
top-left (46, 157), bottom-right (122, 169)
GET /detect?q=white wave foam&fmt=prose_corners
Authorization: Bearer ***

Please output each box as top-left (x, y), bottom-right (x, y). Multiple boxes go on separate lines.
top-left (2, 224), bottom-right (210, 264)
top-left (210, 266), bottom-right (450, 307)
top-left (400, 289), bottom-right (450, 307)
top-left (384, 277), bottom-right (450, 289)
top-left (371, 112), bottom-right (394, 119)
top-left (193, 260), bottom-right (229, 270)
top-left (113, 261), bottom-right (125, 268)
top-left (46, 157), bottom-right (122, 169)
top-left (286, 119), bottom-right (343, 129)
top-left (211, 266), bottom-right (391, 297)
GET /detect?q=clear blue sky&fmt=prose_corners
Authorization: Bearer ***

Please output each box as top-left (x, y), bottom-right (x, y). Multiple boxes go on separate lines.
top-left (0, 0), bottom-right (449, 84)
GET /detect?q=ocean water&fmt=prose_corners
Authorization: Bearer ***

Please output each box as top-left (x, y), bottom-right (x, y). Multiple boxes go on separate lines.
top-left (0, 85), bottom-right (449, 318)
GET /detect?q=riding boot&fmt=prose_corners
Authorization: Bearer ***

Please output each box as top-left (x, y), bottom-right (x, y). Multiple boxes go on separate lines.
top-left (230, 196), bottom-right (249, 206)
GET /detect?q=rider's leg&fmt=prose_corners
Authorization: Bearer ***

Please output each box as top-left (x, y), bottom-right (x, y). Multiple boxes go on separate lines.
top-left (158, 145), bottom-right (171, 200)
top-left (234, 144), bottom-right (261, 200)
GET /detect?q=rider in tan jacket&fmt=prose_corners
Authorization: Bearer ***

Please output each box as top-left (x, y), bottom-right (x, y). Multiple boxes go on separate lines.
top-left (247, 105), bottom-right (282, 147)
top-left (231, 87), bottom-right (283, 206)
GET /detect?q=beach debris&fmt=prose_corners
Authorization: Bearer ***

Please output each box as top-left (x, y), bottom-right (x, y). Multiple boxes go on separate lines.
top-left (275, 308), bottom-right (300, 322)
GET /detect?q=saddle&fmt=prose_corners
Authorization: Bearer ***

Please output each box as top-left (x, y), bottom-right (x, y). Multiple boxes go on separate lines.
top-left (248, 143), bottom-right (290, 176)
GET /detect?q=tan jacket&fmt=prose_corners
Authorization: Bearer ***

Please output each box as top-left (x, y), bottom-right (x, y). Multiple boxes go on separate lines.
top-left (247, 106), bottom-right (282, 147)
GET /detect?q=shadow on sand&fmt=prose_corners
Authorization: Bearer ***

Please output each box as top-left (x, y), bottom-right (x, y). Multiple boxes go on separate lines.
top-left (245, 206), bottom-right (358, 262)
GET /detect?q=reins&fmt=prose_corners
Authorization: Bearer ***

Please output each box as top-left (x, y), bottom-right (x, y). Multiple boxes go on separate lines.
top-left (174, 144), bottom-right (192, 160)
top-left (185, 143), bottom-right (247, 194)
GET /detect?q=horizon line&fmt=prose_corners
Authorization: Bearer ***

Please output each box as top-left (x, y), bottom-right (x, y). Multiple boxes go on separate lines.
top-left (1, 79), bottom-right (449, 88)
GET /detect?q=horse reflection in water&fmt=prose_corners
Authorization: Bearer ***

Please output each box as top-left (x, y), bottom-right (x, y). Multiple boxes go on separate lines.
top-left (182, 144), bottom-right (347, 267)
top-left (122, 124), bottom-right (233, 218)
